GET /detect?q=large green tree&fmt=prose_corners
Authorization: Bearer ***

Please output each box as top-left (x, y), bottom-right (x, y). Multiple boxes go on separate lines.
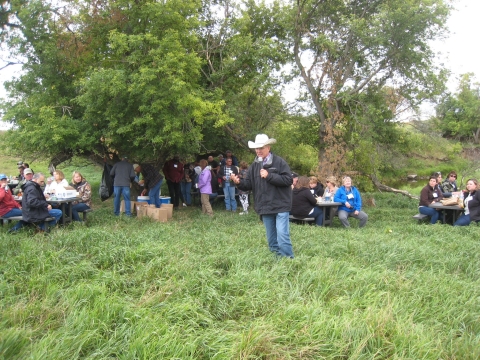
top-left (288, 0), bottom-right (450, 178)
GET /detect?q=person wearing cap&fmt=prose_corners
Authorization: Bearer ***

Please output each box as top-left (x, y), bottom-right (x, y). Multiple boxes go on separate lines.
top-left (0, 174), bottom-right (25, 232)
top-left (21, 172), bottom-right (62, 231)
top-left (110, 155), bottom-right (136, 216)
top-left (133, 163), bottom-right (164, 208)
top-left (230, 134), bottom-right (294, 258)
top-left (224, 150), bottom-right (239, 167)
top-left (13, 168), bottom-right (34, 195)
top-left (162, 155), bottom-right (184, 209)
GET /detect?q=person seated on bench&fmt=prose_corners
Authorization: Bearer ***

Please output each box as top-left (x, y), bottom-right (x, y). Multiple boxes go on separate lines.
top-left (13, 168), bottom-right (33, 195)
top-left (22, 173), bottom-right (62, 231)
top-left (418, 175), bottom-right (444, 224)
top-left (291, 176), bottom-right (324, 226)
top-left (334, 176), bottom-right (368, 228)
top-left (0, 174), bottom-right (25, 233)
top-left (70, 171), bottom-right (92, 222)
top-left (454, 178), bottom-right (479, 226)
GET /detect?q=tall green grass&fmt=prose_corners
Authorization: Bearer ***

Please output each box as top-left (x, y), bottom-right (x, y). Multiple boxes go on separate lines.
top-left (0, 191), bottom-right (479, 359)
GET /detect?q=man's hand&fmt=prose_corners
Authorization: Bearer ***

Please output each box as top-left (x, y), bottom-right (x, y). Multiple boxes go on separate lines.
top-left (230, 173), bottom-right (240, 184)
top-left (260, 169), bottom-right (268, 179)
top-left (47, 205), bottom-right (52, 211)
top-left (354, 210), bottom-right (359, 216)
top-left (141, 189), bottom-right (147, 196)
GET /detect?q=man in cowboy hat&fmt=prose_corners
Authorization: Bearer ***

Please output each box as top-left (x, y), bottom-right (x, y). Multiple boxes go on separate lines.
top-left (230, 134), bottom-right (294, 258)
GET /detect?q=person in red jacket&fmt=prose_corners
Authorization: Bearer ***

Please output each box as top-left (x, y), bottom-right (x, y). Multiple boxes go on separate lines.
top-left (0, 174), bottom-right (25, 233)
top-left (162, 155), bottom-right (184, 209)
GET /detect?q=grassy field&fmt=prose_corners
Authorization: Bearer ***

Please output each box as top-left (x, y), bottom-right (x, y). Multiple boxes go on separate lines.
top-left (0, 158), bottom-right (479, 359)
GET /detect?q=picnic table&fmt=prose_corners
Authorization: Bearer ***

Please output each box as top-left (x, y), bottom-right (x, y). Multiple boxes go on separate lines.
top-left (428, 202), bottom-right (463, 224)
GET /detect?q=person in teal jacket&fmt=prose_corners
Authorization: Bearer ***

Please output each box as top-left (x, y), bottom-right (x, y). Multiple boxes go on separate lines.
top-left (334, 176), bottom-right (368, 228)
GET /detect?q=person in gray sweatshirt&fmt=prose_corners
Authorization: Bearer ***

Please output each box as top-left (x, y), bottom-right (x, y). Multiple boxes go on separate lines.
top-left (110, 156), bottom-right (136, 216)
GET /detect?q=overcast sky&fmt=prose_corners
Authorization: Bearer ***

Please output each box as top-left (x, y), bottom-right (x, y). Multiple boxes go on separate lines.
top-left (1, 0), bottom-right (479, 127)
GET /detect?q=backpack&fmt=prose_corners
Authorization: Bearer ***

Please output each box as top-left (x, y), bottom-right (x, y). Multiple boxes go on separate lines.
top-left (99, 162), bottom-right (114, 201)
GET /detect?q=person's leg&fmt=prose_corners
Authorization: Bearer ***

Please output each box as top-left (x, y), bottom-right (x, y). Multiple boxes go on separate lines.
top-left (180, 181), bottom-right (187, 206)
top-left (228, 185), bottom-right (237, 211)
top-left (184, 182), bottom-right (192, 205)
top-left (122, 186), bottom-right (132, 216)
top-left (337, 210), bottom-right (351, 228)
top-left (223, 183), bottom-right (231, 210)
top-left (149, 180), bottom-right (162, 208)
top-left (42, 209), bottom-right (63, 229)
top-left (419, 206), bottom-right (439, 224)
top-left (173, 182), bottom-right (181, 208)
top-left (453, 213), bottom-right (471, 226)
top-left (113, 186), bottom-right (121, 215)
top-left (262, 214), bottom-right (280, 255)
top-left (3, 208), bottom-right (25, 230)
top-left (310, 206), bottom-right (324, 226)
top-left (166, 179), bottom-right (175, 201)
top-left (201, 193), bottom-right (213, 215)
top-left (275, 212), bottom-right (294, 258)
top-left (350, 211), bottom-right (368, 227)
top-left (239, 194), bottom-right (248, 213)
top-left (71, 203), bottom-right (90, 222)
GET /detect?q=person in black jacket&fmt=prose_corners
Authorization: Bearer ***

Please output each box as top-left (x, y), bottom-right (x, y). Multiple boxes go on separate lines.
top-left (291, 176), bottom-right (324, 226)
top-left (230, 134), bottom-right (294, 258)
top-left (21, 173), bottom-right (62, 231)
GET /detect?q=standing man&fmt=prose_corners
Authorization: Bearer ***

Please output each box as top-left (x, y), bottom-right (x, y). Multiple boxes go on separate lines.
top-left (219, 157), bottom-right (239, 212)
top-left (162, 154), bottom-right (184, 209)
top-left (21, 172), bottom-right (62, 232)
top-left (133, 163), bottom-right (164, 208)
top-left (110, 155), bottom-right (136, 216)
top-left (225, 150), bottom-right (239, 167)
top-left (230, 134), bottom-right (294, 258)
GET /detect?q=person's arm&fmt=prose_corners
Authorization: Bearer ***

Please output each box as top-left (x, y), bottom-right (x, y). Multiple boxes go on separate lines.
top-left (334, 187), bottom-right (346, 204)
top-left (306, 190), bottom-right (317, 206)
top-left (0, 187), bottom-right (6, 201)
top-left (354, 188), bottom-right (362, 211)
top-left (81, 182), bottom-right (92, 203)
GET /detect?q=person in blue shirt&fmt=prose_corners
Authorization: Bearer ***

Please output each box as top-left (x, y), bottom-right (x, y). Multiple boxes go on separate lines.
top-left (334, 176), bottom-right (368, 228)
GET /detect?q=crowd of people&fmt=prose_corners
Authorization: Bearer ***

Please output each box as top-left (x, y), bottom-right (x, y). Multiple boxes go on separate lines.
top-left (0, 161), bottom-right (92, 233)
top-left (419, 171), bottom-right (480, 226)
top-left (2, 137), bottom-right (478, 258)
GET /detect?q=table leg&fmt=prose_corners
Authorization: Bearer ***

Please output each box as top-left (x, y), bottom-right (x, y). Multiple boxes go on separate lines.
top-left (61, 203), bottom-right (67, 225)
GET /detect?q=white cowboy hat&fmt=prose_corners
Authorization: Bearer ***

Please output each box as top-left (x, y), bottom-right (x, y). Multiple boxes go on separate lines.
top-left (248, 134), bottom-right (277, 149)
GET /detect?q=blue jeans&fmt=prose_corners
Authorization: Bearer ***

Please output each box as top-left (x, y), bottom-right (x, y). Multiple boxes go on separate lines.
top-left (180, 181), bottom-right (192, 206)
top-left (311, 206), bottom-right (324, 226)
top-left (72, 203), bottom-right (91, 222)
top-left (223, 183), bottom-right (237, 211)
top-left (3, 208), bottom-right (25, 230)
top-left (454, 213), bottom-right (470, 226)
top-left (262, 212), bottom-right (294, 258)
top-left (114, 186), bottom-right (131, 216)
top-left (40, 209), bottom-right (63, 230)
top-left (149, 179), bottom-right (163, 208)
top-left (419, 206), bottom-right (441, 224)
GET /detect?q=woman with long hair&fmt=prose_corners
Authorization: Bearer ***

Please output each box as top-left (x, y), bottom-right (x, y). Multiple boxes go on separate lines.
top-left (454, 178), bottom-right (479, 226)
top-left (70, 171), bottom-right (92, 222)
top-left (291, 176), bottom-right (324, 226)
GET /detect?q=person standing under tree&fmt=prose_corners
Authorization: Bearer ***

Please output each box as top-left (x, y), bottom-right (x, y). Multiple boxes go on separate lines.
top-left (162, 155), bottom-right (184, 209)
top-left (230, 134), bottom-right (294, 258)
top-left (110, 156), bottom-right (136, 216)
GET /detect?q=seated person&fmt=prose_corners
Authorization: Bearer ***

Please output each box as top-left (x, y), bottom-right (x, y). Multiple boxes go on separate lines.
top-left (13, 168), bottom-right (33, 195)
top-left (334, 176), bottom-right (368, 228)
top-left (43, 176), bottom-right (55, 196)
top-left (70, 171), bottom-right (92, 222)
top-left (309, 176), bottom-right (324, 197)
top-left (441, 171), bottom-right (459, 198)
top-left (323, 176), bottom-right (339, 200)
top-left (21, 173), bottom-right (62, 231)
top-left (454, 178), bottom-right (478, 226)
top-left (49, 170), bottom-right (69, 195)
top-left (418, 175), bottom-right (444, 224)
top-left (291, 176), bottom-right (324, 226)
top-left (0, 174), bottom-right (25, 233)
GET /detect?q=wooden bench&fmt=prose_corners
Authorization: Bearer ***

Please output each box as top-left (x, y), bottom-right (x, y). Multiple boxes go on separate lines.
top-left (412, 213), bottom-right (429, 223)
top-left (82, 208), bottom-right (94, 222)
top-left (289, 215), bottom-right (315, 224)
top-left (0, 215), bottom-right (56, 232)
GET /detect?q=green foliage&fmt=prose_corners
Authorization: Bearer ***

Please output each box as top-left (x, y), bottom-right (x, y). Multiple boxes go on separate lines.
top-left (434, 73), bottom-right (480, 144)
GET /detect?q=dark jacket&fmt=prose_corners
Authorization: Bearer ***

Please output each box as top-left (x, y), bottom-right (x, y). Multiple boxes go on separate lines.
top-left (468, 190), bottom-right (480, 222)
top-left (21, 181), bottom-right (50, 223)
top-left (162, 159), bottom-right (184, 183)
top-left (110, 160), bottom-right (136, 187)
top-left (236, 154), bottom-right (293, 215)
top-left (419, 184), bottom-right (443, 207)
top-left (140, 164), bottom-right (163, 191)
top-left (310, 183), bottom-right (324, 197)
top-left (218, 164), bottom-right (239, 187)
top-left (291, 187), bottom-right (316, 218)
